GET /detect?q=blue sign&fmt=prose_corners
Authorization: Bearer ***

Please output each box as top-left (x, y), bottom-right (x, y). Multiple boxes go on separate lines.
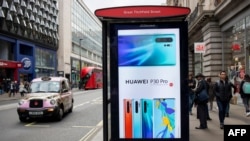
top-left (21, 57), bottom-right (32, 70)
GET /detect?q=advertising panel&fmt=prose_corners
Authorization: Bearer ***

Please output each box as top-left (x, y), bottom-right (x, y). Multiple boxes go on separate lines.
top-left (118, 28), bottom-right (180, 139)
top-left (109, 22), bottom-right (187, 139)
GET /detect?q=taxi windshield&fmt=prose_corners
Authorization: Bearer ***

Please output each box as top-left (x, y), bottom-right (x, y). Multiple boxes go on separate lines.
top-left (30, 81), bottom-right (60, 93)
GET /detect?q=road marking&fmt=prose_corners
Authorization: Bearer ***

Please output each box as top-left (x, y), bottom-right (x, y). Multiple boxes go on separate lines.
top-left (91, 96), bottom-right (103, 104)
top-left (0, 103), bottom-right (17, 111)
top-left (25, 122), bottom-right (36, 126)
top-left (73, 101), bottom-right (90, 109)
top-left (72, 126), bottom-right (96, 128)
top-left (26, 124), bottom-right (50, 128)
top-left (79, 120), bottom-right (103, 141)
top-left (25, 122), bottom-right (50, 128)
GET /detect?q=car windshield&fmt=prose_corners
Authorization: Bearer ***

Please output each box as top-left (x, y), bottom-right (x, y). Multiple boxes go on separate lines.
top-left (30, 81), bottom-right (60, 93)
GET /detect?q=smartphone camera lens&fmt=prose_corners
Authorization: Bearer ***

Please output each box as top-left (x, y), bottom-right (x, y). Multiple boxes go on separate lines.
top-left (155, 38), bottom-right (173, 42)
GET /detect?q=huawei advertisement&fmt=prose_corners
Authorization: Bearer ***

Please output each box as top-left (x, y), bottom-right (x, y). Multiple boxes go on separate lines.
top-left (117, 28), bottom-right (181, 139)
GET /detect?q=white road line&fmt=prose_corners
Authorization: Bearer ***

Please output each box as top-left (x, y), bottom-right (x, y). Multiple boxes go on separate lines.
top-left (25, 122), bottom-right (36, 126)
top-left (25, 122), bottom-right (50, 128)
top-left (73, 101), bottom-right (90, 109)
top-left (72, 126), bottom-right (95, 128)
top-left (79, 120), bottom-right (103, 141)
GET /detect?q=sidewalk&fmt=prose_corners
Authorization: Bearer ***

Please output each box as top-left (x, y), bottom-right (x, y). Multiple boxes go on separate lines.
top-left (0, 92), bottom-right (22, 101)
top-left (89, 100), bottom-right (249, 141)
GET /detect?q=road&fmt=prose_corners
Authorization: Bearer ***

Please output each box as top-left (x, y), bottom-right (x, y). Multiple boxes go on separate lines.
top-left (0, 89), bottom-right (103, 141)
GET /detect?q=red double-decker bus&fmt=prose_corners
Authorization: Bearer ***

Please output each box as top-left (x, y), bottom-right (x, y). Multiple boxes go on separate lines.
top-left (80, 67), bottom-right (103, 90)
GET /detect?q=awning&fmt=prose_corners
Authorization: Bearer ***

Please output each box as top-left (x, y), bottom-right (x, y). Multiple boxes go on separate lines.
top-left (0, 59), bottom-right (23, 68)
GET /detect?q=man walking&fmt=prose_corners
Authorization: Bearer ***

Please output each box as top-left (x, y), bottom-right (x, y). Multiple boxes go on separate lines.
top-left (213, 71), bottom-right (236, 129)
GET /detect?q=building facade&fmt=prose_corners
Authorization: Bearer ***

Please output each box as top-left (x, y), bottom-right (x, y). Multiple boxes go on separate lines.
top-left (170, 0), bottom-right (250, 83)
top-left (0, 0), bottom-right (59, 84)
top-left (58, 0), bottom-right (102, 86)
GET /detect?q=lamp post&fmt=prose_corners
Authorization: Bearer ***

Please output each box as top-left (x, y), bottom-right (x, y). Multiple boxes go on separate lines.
top-left (79, 39), bottom-right (83, 72)
top-left (79, 38), bottom-right (83, 89)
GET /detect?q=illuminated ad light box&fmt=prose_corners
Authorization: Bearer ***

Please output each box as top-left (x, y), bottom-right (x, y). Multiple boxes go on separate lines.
top-left (95, 6), bottom-right (190, 141)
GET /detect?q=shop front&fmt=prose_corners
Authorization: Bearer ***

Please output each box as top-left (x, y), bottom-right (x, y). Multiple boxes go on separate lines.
top-left (0, 59), bottom-right (23, 80)
top-left (222, 13), bottom-right (250, 92)
top-left (0, 59), bottom-right (23, 92)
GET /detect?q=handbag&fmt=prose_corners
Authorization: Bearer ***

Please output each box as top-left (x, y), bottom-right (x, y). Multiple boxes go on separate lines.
top-left (197, 80), bottom-right (209, 102)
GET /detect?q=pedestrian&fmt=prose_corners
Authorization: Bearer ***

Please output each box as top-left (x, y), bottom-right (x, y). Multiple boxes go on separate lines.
top-left (205, 77), bottom-right (212, 120)
top-left (19, 82), bottom-right (27, 97)
top-left (224, 76), bottom-right (232, 117)
top-left (207, 77), bottom-right (215, 111)
top-left (0, 83), bottom-right (3, 95)
top-left (24, 81), bottom-right (30, 92)
top-left (187, 73), bottom-right (196, 115)
top-left (213, 71), bottom-right (236, 129)
top-left (9, 81), bottom-right (16, 97)
top-left (194, 73), bottom-right (208, 129)
top-left (239, 74), bottom-right (250, 117)
top-left (14, 81), bottom-right (19, 95)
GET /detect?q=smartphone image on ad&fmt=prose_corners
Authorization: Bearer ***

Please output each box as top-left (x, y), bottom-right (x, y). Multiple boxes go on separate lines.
top-left (153, 98), bottom-right (175, 138)
top-left (124, 99), bottom-right (132, 138)
top-left (118, 34), bottom-right (176, 66)
top-left (141, 99), bottom-right (153, 138)
top-left (132, 99), bottom-right (142, 138)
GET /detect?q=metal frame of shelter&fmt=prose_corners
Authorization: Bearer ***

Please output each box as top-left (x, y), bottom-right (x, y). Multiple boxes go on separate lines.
top-left (95, 6), bottom-right (191, 141)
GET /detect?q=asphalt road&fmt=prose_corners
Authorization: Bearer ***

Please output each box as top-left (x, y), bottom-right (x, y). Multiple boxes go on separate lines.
top-left (0, 89), bottom-right (103, 141)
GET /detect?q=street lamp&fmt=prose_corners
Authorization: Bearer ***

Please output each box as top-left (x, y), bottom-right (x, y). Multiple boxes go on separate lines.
top-left (79, 38), bottom-right (83, 72)
top-left (79, 38), bottom-right (83, 89)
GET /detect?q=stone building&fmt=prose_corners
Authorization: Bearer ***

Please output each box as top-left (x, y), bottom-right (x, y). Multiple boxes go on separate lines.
top-left (167, 0), bottom-right (250, 82)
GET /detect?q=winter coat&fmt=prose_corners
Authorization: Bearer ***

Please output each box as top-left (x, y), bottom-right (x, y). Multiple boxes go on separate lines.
top-left (213, 79), bottom-right (236, 101)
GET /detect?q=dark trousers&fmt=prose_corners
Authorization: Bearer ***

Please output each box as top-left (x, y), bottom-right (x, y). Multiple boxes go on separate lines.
top-left (189, 93), bottom-right (195, 112)
top-left (197, 102), bottom-right (207, 128)
top-left (216, 99), bottom-right (228, 124)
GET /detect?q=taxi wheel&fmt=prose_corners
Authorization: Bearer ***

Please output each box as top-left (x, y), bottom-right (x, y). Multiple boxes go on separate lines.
top-left (69, 104), bottom-right (73, 113)
top-left (19, 117), bottom-right (26, 122)
top-left (56, 107), bottom-right (64, 121)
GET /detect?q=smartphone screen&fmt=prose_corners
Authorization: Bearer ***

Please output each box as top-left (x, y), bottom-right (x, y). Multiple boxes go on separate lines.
top-left (124, 99), bottom-right (132, 138)
top-left (153, 98), bottom-right (175, 138)
top-left (118, 34), bottom-right (176, 66)
top-left (132, 99), bottom-right (142, 138)
top-left (141, 99), bottom-right (153, 138)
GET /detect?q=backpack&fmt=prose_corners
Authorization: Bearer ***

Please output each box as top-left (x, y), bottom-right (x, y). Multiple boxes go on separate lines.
top-left (242, 81), bottom-right (250, 94)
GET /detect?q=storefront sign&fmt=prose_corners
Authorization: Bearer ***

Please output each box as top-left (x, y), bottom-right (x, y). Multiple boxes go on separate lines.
top-left (0, 62), bottom-right (8, 66)
top-left (57, 71), bottom-right (64, 76)
top-left (0, 59), bottom-right (23, 68)
top-left (194, 42), bottom-right (206, 53)
top-left (21, 57), bottom-right (32, 70)
top-left (232, 42), bottom-right (241, 51)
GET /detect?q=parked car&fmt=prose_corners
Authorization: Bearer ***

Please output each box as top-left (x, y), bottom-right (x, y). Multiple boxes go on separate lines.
top-left (17, 76), bottom-right (74, 122)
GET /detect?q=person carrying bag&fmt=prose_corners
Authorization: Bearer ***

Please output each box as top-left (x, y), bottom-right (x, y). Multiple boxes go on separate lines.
top-left (19, 82), bottom-right (27, 97)
top-left (194, 73), bottom-right (208, 129)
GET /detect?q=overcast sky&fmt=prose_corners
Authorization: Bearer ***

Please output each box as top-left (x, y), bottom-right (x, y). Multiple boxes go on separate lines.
top-left (84, 0), bottom-right (167, 13)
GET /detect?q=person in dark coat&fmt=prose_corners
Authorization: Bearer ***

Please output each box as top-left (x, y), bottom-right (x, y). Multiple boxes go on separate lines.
top-left (239, 74), bottom-right (250, 116)
top-left (213, 71), bottom-right (236, 129)
top-left (194, 73), bottom-right (208, 129)
top-left (188, 73), bottom-right (196, 115)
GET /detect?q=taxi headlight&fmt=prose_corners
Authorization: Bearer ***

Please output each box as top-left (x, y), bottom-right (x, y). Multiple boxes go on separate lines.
top-left (50, 99), bottom-right (57, 105)
top-left (18, 100), bottom-right (25, 106)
